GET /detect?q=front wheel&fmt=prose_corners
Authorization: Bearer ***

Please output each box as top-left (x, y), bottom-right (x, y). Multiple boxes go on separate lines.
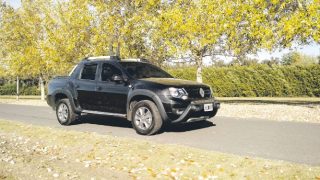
top-left (56, 98), bottom-right (77, 125)
top-left (131, 100), bottom-right (163, 135)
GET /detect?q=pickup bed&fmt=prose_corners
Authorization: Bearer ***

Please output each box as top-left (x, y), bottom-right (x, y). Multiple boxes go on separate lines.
top-left (47, 56), bottom-right (220, 135)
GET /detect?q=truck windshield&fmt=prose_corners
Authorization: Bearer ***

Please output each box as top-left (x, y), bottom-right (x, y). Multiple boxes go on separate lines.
top-left (68, 65), bottom-right (78, 76)
top-left (119, 62), bottom-right (172, 79)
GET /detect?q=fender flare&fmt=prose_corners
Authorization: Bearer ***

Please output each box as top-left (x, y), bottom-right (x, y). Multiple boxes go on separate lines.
top-left (127, 90), bottom-right (169, 122)
top-left (51, 89), bottom-right (80, 113)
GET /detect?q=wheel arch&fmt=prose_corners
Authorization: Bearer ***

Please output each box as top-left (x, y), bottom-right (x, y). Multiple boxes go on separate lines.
top-left (52, 90), bottom-right (78, 112)
top-left (127, 90), bottom-right (168, 122)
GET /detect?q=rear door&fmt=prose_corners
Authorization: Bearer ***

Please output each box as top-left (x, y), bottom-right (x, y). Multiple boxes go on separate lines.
top-left (95, 62), bottom-right (129, 114)
top-left (74, 63), bottom-right (98, 110)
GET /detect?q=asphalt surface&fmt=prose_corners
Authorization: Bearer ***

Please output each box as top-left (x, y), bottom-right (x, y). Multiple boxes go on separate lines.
top-left (0, 103), bottom-right (319, 166)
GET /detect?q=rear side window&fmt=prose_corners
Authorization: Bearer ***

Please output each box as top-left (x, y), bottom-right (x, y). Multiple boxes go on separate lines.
top-left (101, 63), bottom-right (122, 82)
top-left (80, 64), bottom-right (97, 80)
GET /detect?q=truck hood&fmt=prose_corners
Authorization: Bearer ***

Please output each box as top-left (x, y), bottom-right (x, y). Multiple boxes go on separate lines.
top-left (137, 78), bottom-right (208, 88)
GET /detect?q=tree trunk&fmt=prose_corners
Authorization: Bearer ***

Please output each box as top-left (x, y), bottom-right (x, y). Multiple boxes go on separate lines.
top-left (16, 76), bottom-right (19, 100)
top-left (116, 41), bottom-right (121, 57)
top-left (196, 56), bottom-right (203, 83)
top-left (39, 76), bottom-right (45, 101)
top-left (109, 42), bottom-right (113, 56)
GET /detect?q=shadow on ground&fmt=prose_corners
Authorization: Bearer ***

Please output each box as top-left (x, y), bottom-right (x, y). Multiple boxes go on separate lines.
top-left (75, 114), bottom-right (132, 128)
top-left (163, 121), bottom-right (215, 133)
top-left (73, 114), bottom-right (215, 134)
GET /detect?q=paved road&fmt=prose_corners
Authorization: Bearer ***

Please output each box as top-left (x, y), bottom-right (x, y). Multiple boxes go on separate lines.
top-left (0, 103), bottom-right (319, 165)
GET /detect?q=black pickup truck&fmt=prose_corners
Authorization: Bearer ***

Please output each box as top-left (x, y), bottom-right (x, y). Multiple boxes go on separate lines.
top-left (47, 56), bottom-right (220, 135)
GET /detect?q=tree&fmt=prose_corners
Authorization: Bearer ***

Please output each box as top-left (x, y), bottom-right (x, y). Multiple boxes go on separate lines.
top-left (158, 0), bottom-right (226, 82)
top-left (261, 57), bottom-right (281, 66)
top-left (1, 0), bottom-right (319, 87)
top-left (281, 51), bottom-right (317, 65)
top-left (213, 59), bottom-right (226, 67)
top-left (45, 0), bottom-right (94, 74)
top-left (229, 57), bottom-right (259, 66)
top-left (281, 51), bottom-right (302, 65)
top-left (91, 0), bottom-right (162, 60)
top-left (0, 0), bottom-right (95, 99)
top-left (155, 0), bottom-right (320, 82)
top-left (276, 0), bottom-right (320, 47)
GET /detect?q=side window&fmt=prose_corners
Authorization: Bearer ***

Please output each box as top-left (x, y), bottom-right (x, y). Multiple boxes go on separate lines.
top-left (80, 64), bottom-right (97, 80)
top-left (101, 63), bottom-right (122, 82)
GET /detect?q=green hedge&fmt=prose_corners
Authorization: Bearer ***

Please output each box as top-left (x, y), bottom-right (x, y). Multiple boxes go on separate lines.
top-left (1, 65), bottom-right (319, 97)
top-left (167, 65), bottom-right (320, 97)
top-left (0, 84), bottom-right (40, 95)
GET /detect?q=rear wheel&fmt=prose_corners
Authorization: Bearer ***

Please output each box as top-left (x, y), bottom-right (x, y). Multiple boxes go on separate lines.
top-left (56, 98), bottom-right (77, 125)
top-left (131, 100), bottom-right (163, 135)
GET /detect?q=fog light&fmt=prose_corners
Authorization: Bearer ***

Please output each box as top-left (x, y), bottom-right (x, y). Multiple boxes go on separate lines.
top-left (176, 110), bottom-right (183, 115)
top-left (173, 109), bottom-right (184, 115)
top-left (191, 105), bottom-right (201, 111)
top-left (181, 95), bottom-right (188, 100)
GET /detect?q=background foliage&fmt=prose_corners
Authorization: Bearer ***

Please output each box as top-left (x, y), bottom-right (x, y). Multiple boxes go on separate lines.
top-left (0, 0), bottom-right (319, 97)
top-left (167, 65), bottom-right (320, 97)
top-left (0, 84), bottom-right (40, 95)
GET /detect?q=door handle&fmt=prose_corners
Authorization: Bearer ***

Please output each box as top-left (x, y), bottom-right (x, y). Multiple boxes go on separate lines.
top-left (96, 86), bottom-right (102, 91)
top-left (75, 84), bottom-right (80, 88)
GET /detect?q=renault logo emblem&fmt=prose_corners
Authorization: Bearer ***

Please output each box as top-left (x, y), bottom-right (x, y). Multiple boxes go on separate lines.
top-left (199, 88), bottom-right (205, 97)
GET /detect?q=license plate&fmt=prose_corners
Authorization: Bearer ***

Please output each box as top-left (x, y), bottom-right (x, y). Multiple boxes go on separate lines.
top-left (204, 103), bottom-right (213, 112)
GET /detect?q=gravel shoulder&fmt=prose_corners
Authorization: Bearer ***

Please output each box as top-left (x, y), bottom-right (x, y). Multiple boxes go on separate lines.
top-left (0, 99), bottom-right (47, 106)
top-left (0, 98), bottom-right (319, 123)
top-left (219, 103), bottom-right (320, 123)
top-left (0, 119), bottom-right (319, 179)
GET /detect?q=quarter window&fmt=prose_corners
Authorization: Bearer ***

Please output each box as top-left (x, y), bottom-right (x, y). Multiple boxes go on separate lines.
top-left (80, 64), bottom-right (97, 80)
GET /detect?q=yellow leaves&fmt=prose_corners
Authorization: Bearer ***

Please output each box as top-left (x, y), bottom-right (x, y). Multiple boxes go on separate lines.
top-left (147, 167), bottom-right (157, 177)
top-left (0, 0), bottom-right (319, 79)
top-left (226, 8), bottom-right (233, 16)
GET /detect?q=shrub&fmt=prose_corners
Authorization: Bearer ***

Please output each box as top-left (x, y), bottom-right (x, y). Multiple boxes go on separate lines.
top-left (167, 64), bottom-right (320, 97)
top-left (0, 84), bottom-right (40, 95)
top-left (0, 84), bottom-right (16, 95)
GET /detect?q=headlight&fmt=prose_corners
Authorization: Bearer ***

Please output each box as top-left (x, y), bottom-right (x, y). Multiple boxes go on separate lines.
top-left (169, 87), bottom-right (188, 99)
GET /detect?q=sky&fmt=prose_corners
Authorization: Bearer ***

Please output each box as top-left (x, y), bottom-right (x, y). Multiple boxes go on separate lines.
top-left (256, 42), bottom-right (320, 60)
top-left (5, 0), bottom-right (320, 62)
top-left (5, 0), bottom-right (20, 9)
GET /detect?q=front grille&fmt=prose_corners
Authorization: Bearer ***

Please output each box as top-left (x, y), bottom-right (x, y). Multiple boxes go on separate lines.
top-left (185, 87), bottom-right (211, 99)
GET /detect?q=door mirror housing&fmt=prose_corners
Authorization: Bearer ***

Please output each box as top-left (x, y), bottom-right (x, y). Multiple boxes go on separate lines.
top-left (122, 76), bottom-right (129, 83)
top-left (112, 75), bottom-right (123, 82)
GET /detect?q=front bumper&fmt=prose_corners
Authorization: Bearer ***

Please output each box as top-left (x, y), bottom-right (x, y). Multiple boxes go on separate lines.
top-left (171, 98), bottom-right (220, 123)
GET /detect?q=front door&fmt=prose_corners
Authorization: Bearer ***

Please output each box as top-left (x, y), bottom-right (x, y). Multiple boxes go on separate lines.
top-left (95, 63), bottom-right (129, 114)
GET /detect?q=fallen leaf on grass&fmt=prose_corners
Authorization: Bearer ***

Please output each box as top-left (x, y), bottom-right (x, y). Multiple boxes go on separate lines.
top-left (147, 168), bottom-right (157, 177)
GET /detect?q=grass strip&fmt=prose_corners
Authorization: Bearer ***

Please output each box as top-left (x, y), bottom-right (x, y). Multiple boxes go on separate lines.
top-left (0, 119), bottom-right (319, 179)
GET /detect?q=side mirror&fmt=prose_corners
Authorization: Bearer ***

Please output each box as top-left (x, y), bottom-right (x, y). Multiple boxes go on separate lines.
top-left (112, 75), bottom-right (123, 82)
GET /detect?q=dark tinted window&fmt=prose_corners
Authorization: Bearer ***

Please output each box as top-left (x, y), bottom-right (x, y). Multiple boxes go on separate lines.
top-left (80, 64), bottom-right (97, 80)
top-left (119, 62), bottom-right (172, 79)
top-left (101, 63), bottom-right (122, 82)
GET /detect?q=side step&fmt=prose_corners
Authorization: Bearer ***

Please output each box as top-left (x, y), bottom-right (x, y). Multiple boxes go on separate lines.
top-left (82, 110), bottom-right (127, 118)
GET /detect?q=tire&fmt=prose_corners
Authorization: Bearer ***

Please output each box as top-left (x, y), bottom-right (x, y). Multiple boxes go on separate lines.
top-left (131, 100), bottom-right (163, 135)
top-left (56, 98), bottom-right (77, 125)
